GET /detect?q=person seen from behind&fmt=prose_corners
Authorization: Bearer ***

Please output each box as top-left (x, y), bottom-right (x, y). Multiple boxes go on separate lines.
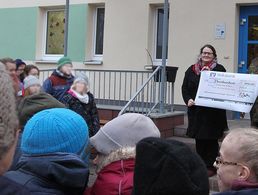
top-left (84, 113), bottom-right (160, 195)
top-left (5, 108), bottom-right (90, 194)
top-left (0, 62), bottom-right (30, 194)
top-left (133, 137), bottom-right (209, 195)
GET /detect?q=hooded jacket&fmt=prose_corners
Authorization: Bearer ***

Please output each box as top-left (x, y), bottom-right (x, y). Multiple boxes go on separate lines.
top-left (18, 92), bottom-right (65, 128)
top-left (5, 153), bottom-right (89, 195)
top-left (43, 70), bottom-right (74, 101)
top-left (85, 147), bottom-right (135, 195)
top-left (0, 175), bottom-right (30, 195)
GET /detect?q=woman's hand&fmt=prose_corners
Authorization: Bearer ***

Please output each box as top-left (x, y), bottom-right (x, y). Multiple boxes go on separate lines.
top-left (187, 99), bottom-right (195, 107)
top-left (201, 66), bottom-right (210, 71)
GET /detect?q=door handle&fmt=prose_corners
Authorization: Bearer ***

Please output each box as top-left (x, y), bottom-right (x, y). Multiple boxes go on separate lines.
top-left (238, 61), bottom-right (245, 68)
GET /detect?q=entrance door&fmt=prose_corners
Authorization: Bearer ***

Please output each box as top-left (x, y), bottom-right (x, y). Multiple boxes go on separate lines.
top-left (239, 6), bottom-right (258, 74)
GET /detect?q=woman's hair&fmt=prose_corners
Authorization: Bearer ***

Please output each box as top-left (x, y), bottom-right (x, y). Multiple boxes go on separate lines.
top-left (0, 57), bottom-right (15, 65)
top-left (23, 88), bottom-right (31, 97)
top-left (228, 128), bottom-right (258, 181)
top-left (24, 65), bottom-right (40, 76)
top-left (200, 44), bottom-right (217, 58)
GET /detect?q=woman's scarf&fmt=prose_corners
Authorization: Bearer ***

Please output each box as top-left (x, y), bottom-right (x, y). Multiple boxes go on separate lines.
top-left (68, 89), bottom-right (89, 104)
top-left (192, 57), bottom-right (217, 75)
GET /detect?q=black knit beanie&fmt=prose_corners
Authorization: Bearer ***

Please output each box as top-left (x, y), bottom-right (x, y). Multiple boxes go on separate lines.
top-left (133, 137), bottom-right (209, 195)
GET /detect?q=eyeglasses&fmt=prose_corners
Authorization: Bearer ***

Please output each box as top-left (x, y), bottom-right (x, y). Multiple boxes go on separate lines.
top-left (202, 52), bottom-right (213, 56)
top-left (214, 156), bottom-right (244, 167)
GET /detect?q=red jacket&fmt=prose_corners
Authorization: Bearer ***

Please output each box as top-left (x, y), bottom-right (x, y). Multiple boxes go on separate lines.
top-left (85, 158), bottom-right (135, 195)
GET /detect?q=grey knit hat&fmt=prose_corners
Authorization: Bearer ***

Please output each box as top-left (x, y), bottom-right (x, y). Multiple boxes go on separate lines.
top-left (74, 72), bottom-right (89, 86)
top-left (0, 62), bottom-right (18, 159)
top-left (23, 75), bottom-right (41, 89)
top-left (90, 113), bottom-right (161, 155)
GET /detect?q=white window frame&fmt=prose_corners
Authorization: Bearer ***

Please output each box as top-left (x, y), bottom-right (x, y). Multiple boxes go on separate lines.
top-left (92, 6), bottom-right (105, 61)
top-left (42, 9), bottom-right (65, 61)
top-left (153, 7), bottom-right (168, 65)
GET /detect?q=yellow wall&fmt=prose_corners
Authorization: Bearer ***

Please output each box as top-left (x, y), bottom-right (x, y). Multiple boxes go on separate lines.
top-left (1, 0), bottom-right (258, 104)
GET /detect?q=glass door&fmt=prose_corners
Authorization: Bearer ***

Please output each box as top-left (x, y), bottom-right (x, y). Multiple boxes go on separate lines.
top-left (239, 6), bottom-right (258, 73)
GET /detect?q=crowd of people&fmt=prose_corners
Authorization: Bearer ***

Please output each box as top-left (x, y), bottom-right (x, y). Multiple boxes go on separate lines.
top-left (0, 46), bottom-right (258, 195)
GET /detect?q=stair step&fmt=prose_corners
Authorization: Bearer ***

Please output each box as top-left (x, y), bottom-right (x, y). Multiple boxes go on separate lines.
top-left (167, 136), bottom-right (195, 151)
top-left (100, 119), bottom-right (109, 125)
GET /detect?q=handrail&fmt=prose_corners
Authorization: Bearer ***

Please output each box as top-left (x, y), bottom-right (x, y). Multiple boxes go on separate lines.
top-left (118, 66), bottom-right (162, 116)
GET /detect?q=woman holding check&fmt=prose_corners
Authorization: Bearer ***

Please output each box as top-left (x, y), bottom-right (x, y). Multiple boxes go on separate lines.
top-left (182, 44), bottom-right (228, 177)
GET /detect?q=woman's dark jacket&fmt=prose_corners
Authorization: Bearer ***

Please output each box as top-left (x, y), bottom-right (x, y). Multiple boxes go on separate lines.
top-left (181, 64), bottom-right (228, 139)
top-left (61, 92), bottom-right (100, 137)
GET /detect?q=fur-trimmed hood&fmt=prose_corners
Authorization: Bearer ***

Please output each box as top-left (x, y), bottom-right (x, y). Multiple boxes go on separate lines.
top-left (96, 147), bottom-right (135, 173)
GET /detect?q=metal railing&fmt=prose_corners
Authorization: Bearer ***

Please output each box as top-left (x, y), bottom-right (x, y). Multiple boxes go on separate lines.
top-left (118, 66), bottom-right (175, 116)
top-left (40, 68), bottom-right (175, 115)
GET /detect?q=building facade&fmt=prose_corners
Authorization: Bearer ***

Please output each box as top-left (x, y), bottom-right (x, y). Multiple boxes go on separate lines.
top-left (0, 0), bottom-right (257, 105)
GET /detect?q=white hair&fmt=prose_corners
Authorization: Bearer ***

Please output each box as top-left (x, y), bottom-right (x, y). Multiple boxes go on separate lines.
top-left (226, 128), bottom-right (258, 180)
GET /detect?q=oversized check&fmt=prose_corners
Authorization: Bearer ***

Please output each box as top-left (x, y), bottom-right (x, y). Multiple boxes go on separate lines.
top-left (195, 71), bottom-right (258, 112)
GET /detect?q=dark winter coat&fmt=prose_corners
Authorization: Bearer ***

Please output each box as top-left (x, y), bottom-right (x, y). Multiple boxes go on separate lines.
top-left (215, 189), bottom-right (258, 195)
top-left (182, 64), bottom-right (228, 139)
top-left (0, 175), bottom-right (30, 195)
top-left (214, 181), bottom-right (258, 195)
top-left (61, 92), bottom-right (100, 137)
top-left (43, 70), bottom-right (74, 101)
top-left (5, 153), bottom-right (89, 195)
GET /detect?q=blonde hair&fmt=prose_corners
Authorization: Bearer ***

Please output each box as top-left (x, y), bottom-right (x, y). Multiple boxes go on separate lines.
top-left (227, 128), bottom-right (258, 180)
top-left (0, 62), bottom-right (18, 160)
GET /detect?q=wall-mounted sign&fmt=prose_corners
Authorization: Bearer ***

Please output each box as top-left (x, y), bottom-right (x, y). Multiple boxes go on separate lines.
top-left (215, 23), bottom-right (226, 39)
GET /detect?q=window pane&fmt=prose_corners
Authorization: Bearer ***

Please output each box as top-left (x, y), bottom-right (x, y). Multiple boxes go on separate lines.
top-left (248, 16), bottom-right (258, 41)
top-left (46, 10), bottom-right (65, 55)
top-left (95, 8), bottom-right (105, 55)
top-left (247, 44), bottom-right (258, 73)
top-left (156, 8), bottom-right (169, 59)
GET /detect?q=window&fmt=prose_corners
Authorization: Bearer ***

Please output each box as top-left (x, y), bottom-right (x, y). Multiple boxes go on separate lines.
top-left (94, 7), bottom-right (105, 57)
top-left (43, 9), bottom-right (65, 60)
top-left (154, 8), bottom-right (169, 60)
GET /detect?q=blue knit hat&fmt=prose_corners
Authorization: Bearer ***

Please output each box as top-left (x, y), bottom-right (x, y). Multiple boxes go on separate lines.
top-left (15, 59), bottom-right (26, 69)
top-left (21, 108), bottom-right (89, 155)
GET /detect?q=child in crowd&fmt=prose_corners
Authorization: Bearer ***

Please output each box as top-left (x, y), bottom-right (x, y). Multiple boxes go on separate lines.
top-left (43, 56), bottom-right (74, 101)
top-left (62, 73), bottom-right (100, 137)
top-left (10, 76), bottom-right (65, 170)
top-left (85, 113), bottom-right (160, 195)
top-left (22, 75), bottom-right (41, 96)
top-left (24, 64), bottom-right (40, 78)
